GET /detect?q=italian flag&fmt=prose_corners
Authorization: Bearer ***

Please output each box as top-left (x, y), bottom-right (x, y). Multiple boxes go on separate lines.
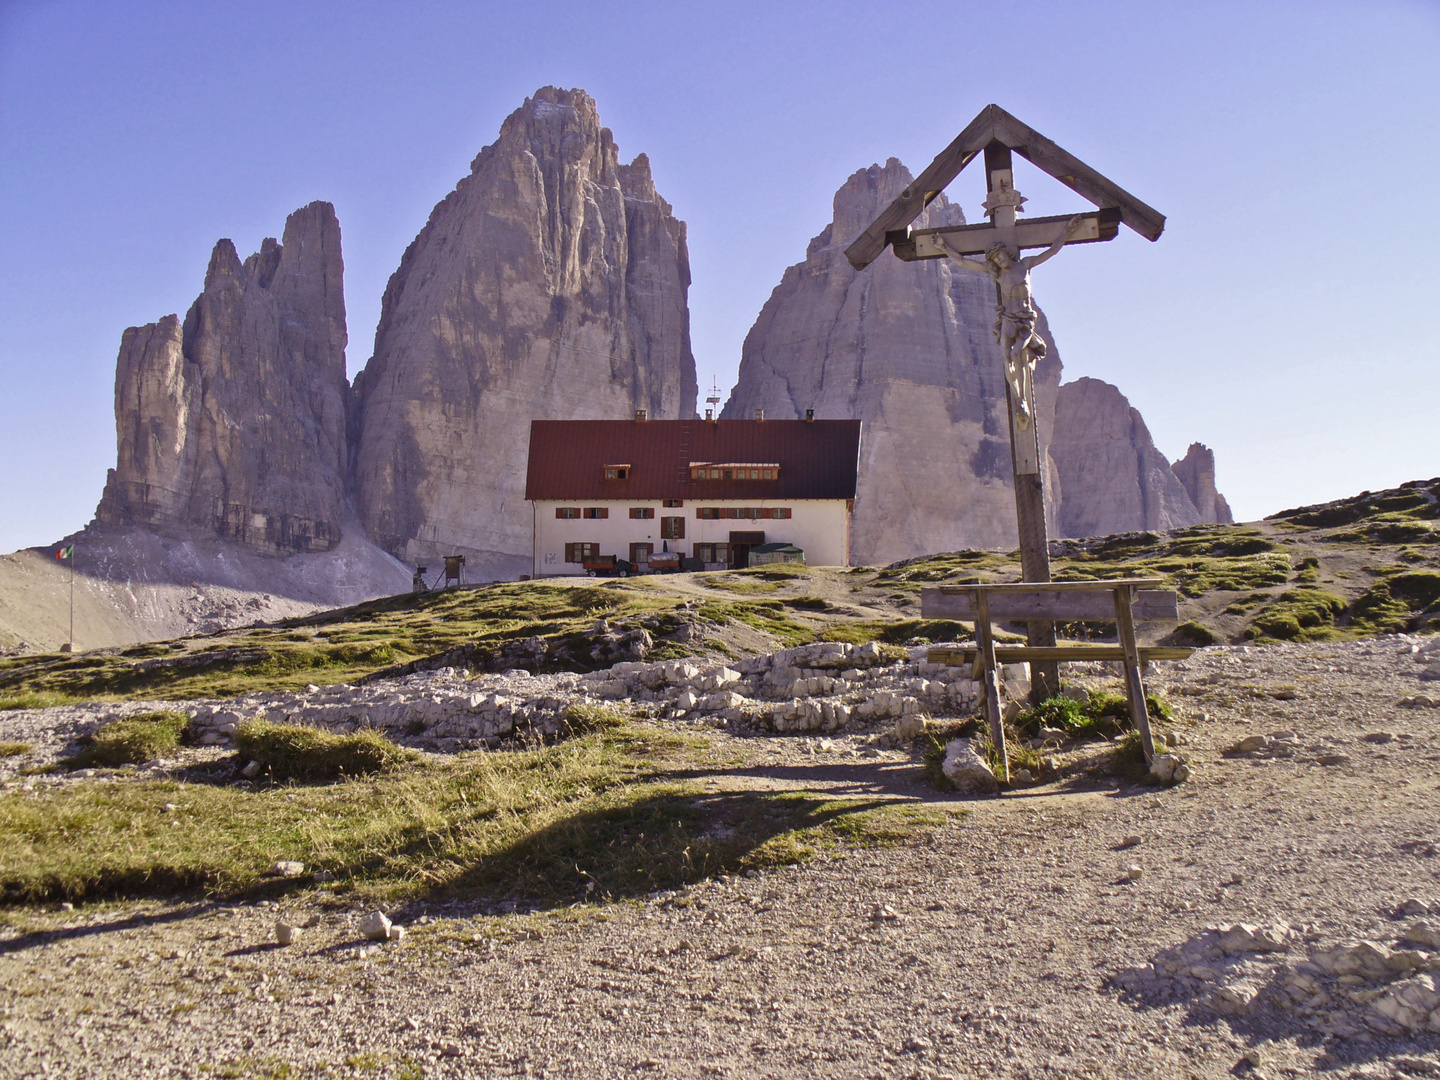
top-left (56, 545), bottom-right (73, 560)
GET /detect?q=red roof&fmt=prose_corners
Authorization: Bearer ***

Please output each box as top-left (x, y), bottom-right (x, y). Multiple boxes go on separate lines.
top-left (525, 419), bottom-right (862, 501)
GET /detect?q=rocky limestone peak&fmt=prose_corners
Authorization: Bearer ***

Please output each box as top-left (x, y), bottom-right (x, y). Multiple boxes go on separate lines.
top-left (1173, 442), bottom-right (1234, 524)
top-left (96, 200), bottom-right (350, 555)
top-left (352, 87), bottom-right (696, 575)
top-left (723, 158), bottom-right (1233, 558)
top-left (722, 158), bottom-right (1063, 563)
top-left (1049, 377), bottom-right (1205, 538)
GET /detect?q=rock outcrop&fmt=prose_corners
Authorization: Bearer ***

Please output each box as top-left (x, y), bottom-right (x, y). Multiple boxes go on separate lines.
top-left (1173, 442), bottom-right (1234, 524)
top-left (722, 158), bottom-right (1229, 558)
top-left (352, 87), bottom-right (697, 576)
top-left (1050, 377), bottom-right (1205, 537)
top-left (95, 202), bottom-right (350, 555)
top-left (721, 159), bottom-right (1063, 562)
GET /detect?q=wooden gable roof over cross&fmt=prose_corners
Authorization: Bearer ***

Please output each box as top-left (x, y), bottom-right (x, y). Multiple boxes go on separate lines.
top-left (845, 104), bottom-right (1166, 271)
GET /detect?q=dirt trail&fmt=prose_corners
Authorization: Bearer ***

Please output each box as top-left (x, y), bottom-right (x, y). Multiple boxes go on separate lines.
top-left (3, 636), bottom-right (1439, 1079)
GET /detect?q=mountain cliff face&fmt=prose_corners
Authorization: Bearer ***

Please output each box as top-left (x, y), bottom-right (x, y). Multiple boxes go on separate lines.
top-left (351, 87), bottom-right (697, 575)
top-left (1050, 377), bottom-right (1204, 537)
top-left (721, 159), bottom-right (1064, 562)
top-left (94, 201), bottom-right (350, 555)
top-left (1173, 442), bottom-right (1234, 525)
top-left (723, 159), bottom-right (1229, 558)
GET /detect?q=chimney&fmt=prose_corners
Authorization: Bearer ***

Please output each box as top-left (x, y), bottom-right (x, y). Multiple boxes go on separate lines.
top-left (634, 409), bottom-right (648, 422)
top-left (805, 409), bottom-right (815, 422)
top-left (704, 408), bottom-right (713, 421)
top-left (754, 408), bottom-right (765, 422)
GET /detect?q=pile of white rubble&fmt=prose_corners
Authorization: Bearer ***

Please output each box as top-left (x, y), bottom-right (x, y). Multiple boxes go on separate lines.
top-left (1123, 904), bottom-right (1440, 1037)
top-left (185, 641), bottom-right (1015, 752)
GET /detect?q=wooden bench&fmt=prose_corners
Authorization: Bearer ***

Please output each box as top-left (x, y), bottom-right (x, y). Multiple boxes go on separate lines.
top-left (919, 578), bottom-right (1192, 782)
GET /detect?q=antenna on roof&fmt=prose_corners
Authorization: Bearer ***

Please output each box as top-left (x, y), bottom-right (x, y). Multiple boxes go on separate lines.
top-left (705, 380), bottom-right (721, 411)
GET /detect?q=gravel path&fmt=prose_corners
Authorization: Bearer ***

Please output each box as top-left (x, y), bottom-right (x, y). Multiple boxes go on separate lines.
top-left (3, 636), bottom-right (1440, 1079)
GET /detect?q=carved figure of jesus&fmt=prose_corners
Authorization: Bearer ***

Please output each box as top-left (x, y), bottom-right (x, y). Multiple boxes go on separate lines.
top-left (940, 214), bottom-right (1087, 428)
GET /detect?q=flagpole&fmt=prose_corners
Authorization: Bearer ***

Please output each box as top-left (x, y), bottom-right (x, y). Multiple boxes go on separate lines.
top-left (69, 546), bottom-right (75, 653)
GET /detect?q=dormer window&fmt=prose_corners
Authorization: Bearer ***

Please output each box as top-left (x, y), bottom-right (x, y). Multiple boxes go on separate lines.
top-left (688, 462), bottom-right (779, 481)
top-left (604, 464), bottom-right (630, 481)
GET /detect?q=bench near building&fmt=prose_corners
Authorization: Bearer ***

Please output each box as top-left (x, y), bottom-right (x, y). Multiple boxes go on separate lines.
top-left (525, 414), bottom-right (862, 576)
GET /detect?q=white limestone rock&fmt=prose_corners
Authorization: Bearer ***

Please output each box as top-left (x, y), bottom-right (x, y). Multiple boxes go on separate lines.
top-left (95, 202), bottom-right (351, 555)
top-left (352, 87), bottom-right (697, 576)
top-left (358, 911), bottom-right (392, 942)
top-left (720, 159), bottom-right (1227, 559)
top-left (941, 738), bottom-right (997, 794)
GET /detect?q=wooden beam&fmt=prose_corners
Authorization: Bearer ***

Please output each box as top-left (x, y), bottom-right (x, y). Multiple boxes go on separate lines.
top-left (892, 209), bottom-right (1121, 262)
top-left (844, 104), bottom-right (1165, 270)
top-left (973, 590), bottom-right (1008, 785)
top-left (1113, 583), bottom-right (1158, 763)
top-left (989, 111), bottom-right (1166, 242)
top-left (934, 578), bottom-right (1165, 591)
top-left (927, 645), bottom-right (1195, 666)
top-left (844, 105), bottom-right (1001, 270)
top-left (921, 587), bottom-right (1179, 622)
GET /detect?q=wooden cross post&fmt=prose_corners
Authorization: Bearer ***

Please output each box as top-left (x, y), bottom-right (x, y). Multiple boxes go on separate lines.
top-left (843, 104), bottom-right (1167, 710)
top-left (979, 141), bottom-right (1060, 705)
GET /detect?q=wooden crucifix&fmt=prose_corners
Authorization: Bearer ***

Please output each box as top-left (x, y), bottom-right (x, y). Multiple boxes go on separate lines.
top-left (847, 105), bottom-right (1165, 705)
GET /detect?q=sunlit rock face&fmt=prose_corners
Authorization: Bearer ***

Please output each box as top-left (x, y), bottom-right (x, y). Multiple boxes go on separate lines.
top-left (95, 201), bottom-right (350, 555)
top-left (1172, 442), bottom-right (1234, 525)
top-left (721, 159), bottom-right (1063, 563)
top-left (351, 87), bottom-right (697, 576)
top-left (723, 159), bottom-right (1229, 557)
top-left (1050, 377), bottom-right (1206, 538)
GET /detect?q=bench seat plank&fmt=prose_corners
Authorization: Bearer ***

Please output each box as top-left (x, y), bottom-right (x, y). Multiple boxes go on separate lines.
top-left (922, 587), bottom-right (1178, 622)
top-left (927, 645), bottom-right (1193, 666)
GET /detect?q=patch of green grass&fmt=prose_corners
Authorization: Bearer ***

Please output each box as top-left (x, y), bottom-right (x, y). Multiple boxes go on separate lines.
top-left (783, 596), bottom-right (831, 611)
top-left (0, 742), bottom-right (31, 757)
top-left (700, 575), bottom-right (781, 595)
top-left (1348, 570), bottom-right (1440, 634)
top-left (233, 721), bottom-right (416, 783)
top-left (1014, 687), bottom-right (1169, 740)
top-left (0, 690), bottom-right (72, 711)
top-left (1167, 620), bottom-right (1219, 647)
top-left (1270, 480), bottom-right (1440, 528)
top-left (0, 720), bottom-right (950, 907)
top-left (697, 600), bottom-right (812, 646)
top-left (817, 618), bottom-right (972, 647)
top-left (1327, 517), bottom-right (1438, 545)
top-left (1244, 589), bottom-right (1348, 642)
top-left (63, 711), bottom-right (189, 769)
top-left (0, 581), bottom-right (668, 705)
top-left (872, 550), bottom-right (1016, 585)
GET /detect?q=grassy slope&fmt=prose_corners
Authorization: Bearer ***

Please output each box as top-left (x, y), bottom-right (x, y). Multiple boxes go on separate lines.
top-left (2, 478), bottom-right (1434, 909)
top-left (2, 479), bottom-right (1437, 709)
top-left (0, 718), bottom-right (950, 906)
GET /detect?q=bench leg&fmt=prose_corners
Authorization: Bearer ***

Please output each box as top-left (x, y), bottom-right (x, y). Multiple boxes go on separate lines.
top-left (975, 594), bottom-right (1008, 786)
top-left (1112, 587), bottom-right (1156, 764)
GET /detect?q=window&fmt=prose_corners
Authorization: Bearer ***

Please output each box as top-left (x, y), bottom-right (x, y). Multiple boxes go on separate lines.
top-left (629, 507), bottom-right (654, 519)
top-left (661, 516), bottom-right (685, 540)
top-left (583, 507), bottom-right (608, 519)
top-left (663, 499), bottom-right (683, 508)
top-left (564, 542), bottom-right (599, 563)
top-left (695, 543), bottom-right (730, 564)
top-left (696, 507), bottom-right (791, 520)
top-left (688, 462), bottom-right (779, 481)
top-left (555, 507), bottom-right (580, 519)
top-left (604, 466), bottom-right (630, 480)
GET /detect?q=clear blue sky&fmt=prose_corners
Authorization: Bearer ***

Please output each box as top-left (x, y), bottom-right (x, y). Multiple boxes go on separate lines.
top-left (2, 0), bottom-right (1437, 553)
